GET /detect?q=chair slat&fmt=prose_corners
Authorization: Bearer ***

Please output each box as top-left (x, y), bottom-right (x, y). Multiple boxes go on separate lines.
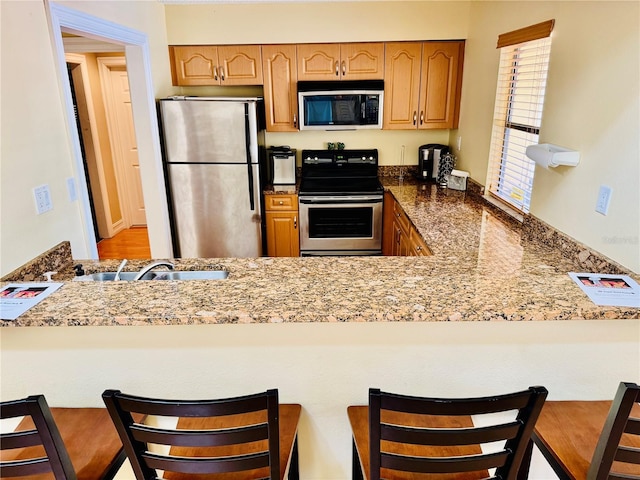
top-left (381, 421), bottom-right (521, 446)
top-left (380, 390), bottom-right (534, 416)
top-left (615, 446), bottom-right (640, 465)
top-left (130, 423), bottom-right (269, 447)
top-left (141, 451), bottom-right (270, 474)
top-left (0, 429), bottom-right (42, 449)
top-left (117, 393), bottom-right (268, 418)
top-left (608, 474), bottom-right (640, 480)
top-left (381, 449), bottom-right (511, 474)
top-left (0, 400), bottom-right (31, 419)
top-left (626, 418), bottom-right (640, 436)
top-left (0, 457), bottom-right (52, 476)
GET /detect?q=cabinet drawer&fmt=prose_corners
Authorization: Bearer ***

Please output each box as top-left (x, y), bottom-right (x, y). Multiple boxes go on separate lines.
top-left (410, 228), bottom-right (432, 256)
top-left (266, 194), bottom-right (298, 211)
top-left (392, 200), bottom-right (411, 235)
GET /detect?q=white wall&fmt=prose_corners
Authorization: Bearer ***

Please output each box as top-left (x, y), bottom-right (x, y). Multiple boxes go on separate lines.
top-left (0, 1), bottom-right (86, 275)
top-left (0, 0), bottom-right (171, 276)
top-left (456, 1), bottom-right (640, 273)
top-left (1, 321), bottom-right (638, 479)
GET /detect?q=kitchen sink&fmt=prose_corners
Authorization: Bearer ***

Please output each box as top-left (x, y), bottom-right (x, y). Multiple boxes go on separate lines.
top-left (148, 270), bottom-right (229, 281)
top-left (77, 270), bottom-right (228, 281)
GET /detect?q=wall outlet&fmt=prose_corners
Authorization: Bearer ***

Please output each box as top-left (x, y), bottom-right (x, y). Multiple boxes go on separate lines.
top-left (456, 136), bottom-right (462, 151)
top-left (595, 185), bottom-right (612, 215)
top-left (33, 184), bottom-right (53, 214)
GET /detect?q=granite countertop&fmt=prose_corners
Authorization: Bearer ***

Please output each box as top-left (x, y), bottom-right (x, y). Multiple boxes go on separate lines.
top-left (2, 181), bottom-right (638, 327)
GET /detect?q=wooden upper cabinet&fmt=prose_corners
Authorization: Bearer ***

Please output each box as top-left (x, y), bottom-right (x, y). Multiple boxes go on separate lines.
top-left (170, 45), bottom-right (263, 86)
top-left (262, 44), bottom-right (298, 132)
top-left (340, 43), bottom-right (385, 79)
top-left (383, 41), bottom-right (464, 130)
top-left (297, 43), bottom-right (384, 81)
top-left (418, 41), bottom-right (464, 129)
top-left (383, 42), bottom-right (422, 129)
top-left (297, 44), bottom-right (340, 80)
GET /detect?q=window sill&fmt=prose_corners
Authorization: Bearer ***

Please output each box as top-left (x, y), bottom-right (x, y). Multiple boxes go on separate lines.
top-left (483, 194), bottom-right (525, 223)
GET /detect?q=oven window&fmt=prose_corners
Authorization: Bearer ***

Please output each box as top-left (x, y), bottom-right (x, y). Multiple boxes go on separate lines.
top-left (308, 207), bottom-right (373, 238)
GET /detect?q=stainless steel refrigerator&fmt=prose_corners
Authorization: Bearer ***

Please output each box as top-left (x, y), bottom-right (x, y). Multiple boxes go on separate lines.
top-left (158, 97), bottom-right (266, 258)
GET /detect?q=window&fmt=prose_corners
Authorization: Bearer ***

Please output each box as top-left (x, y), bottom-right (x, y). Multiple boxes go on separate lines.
top-left (487, 20), bottom-right (554, 214)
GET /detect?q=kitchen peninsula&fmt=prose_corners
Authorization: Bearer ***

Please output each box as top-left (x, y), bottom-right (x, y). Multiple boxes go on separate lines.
top-left (1, 183), bottom-right (638, 479)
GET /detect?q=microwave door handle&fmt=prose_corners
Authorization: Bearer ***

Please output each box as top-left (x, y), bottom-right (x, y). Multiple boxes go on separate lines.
top-left (244, 104), bottom-right (255, 211)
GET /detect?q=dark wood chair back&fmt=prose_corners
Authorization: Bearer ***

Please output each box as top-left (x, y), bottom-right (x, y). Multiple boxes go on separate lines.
top-left (368, 386), bottom-right (548, 480)
top-left (102, 388), bottom-right (283, 480)
top-left (588, 382), bottom-right (640, 480)
top-left (0, 395), bottom-right (77, 479)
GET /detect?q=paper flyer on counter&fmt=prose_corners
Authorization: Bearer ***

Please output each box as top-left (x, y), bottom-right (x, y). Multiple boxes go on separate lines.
top-left (568, 273), bottom-right (640, 308)
top-left (0, 283), bottom-right (63, 320)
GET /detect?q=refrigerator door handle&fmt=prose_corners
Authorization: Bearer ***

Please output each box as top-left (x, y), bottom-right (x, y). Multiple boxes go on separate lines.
top-left (244, 104), bottom-right (256, 211)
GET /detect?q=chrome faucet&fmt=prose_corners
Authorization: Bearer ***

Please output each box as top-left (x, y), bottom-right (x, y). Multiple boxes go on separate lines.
top-left (133, 261), bottom-right (174, 281)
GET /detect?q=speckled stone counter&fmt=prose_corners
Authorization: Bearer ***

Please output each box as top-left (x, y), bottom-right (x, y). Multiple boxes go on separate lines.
top-left (2, 182), bottom-right (638, 327)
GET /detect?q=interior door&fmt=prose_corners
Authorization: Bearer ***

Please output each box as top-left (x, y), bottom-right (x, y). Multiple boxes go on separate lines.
top-left (107, 66), bottom-right (146, 226)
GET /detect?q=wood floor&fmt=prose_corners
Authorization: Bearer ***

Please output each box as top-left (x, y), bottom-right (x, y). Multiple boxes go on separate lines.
top-left (97, 227), bottom-right (151, 260)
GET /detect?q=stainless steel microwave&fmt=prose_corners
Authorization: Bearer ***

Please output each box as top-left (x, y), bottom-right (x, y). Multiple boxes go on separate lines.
top-left (298, 80), bottom-right (384, 130)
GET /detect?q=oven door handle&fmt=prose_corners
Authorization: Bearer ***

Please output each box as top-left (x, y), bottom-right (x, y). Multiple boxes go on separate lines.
top-left (299, 196), bottom-right (383, 204)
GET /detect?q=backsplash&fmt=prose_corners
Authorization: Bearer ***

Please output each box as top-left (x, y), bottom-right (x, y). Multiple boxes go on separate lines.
top-left (522, 215), bottom-right (631, 275)
top-left (378, 165), bottom-right (418, 177)
top-left (1, 241), bottom-right (73, 282)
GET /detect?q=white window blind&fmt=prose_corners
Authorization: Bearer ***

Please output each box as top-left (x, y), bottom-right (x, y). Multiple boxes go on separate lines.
top-left (487, 32), bottom-right (552, 213)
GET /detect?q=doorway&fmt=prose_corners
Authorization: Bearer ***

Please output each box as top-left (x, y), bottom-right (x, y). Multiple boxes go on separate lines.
top-left (65, 49), bottom-right (149, 258)
top-left (46, 2), bottom-right (173, 260)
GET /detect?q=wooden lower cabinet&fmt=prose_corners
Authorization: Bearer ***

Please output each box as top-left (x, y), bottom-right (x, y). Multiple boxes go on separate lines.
top-left (383, 191), bottom-right (432, 257)
top-left (409, 227), bottom-right (432, 256)
top-left (265, 194), bottom-right (300, 257)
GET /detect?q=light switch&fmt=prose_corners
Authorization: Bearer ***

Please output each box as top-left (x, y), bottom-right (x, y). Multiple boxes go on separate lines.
top-left (33, 184), bottom-right (53, 215)
top-left (67, 177), bottom-right (77, 202)
top-left (595, 185), bottom-right (612, 215)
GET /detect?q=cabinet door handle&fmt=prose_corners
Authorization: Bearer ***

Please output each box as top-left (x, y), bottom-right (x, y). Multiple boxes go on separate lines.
top-left (279, 201), bottom-right (284, 205)
top-left (335, 61), bottom-right (339, 76)
top-left (213, 66), bottom-right (218, 81)
top-left (413, 111), bottom-right (417, 125)
top-left (220, 66), bottom-right (225, 82)
top-left (342, 61), bottom-right (346, 76)
top-left (294, 216), bottom-right (297, 229)
top-left (420, 111), bottom-right (424, 125)
top-left (293, 114), bottom-right (297, 128)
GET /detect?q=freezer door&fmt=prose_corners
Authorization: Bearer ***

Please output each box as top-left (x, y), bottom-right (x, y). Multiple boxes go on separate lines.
top-left (160, 99), bottom-right (259, 164)
top-left (167, 163), bottom-right (263, 258)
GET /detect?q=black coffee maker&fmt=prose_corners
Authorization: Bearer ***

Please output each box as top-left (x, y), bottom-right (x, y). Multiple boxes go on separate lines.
top-left (417, 144), bottom-right (451, 181)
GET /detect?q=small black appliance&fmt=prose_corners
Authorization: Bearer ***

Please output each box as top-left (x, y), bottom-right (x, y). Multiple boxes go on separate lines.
top-left (417, 144), bottom-right (451, 181)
